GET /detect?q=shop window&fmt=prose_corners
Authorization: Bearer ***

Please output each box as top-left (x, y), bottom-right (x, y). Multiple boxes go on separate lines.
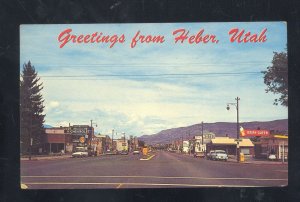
top-left (241, 148), bottom-right (250, 155)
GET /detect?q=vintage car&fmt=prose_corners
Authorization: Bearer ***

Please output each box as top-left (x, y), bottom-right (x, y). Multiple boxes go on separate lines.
top-left (133, 150), bottom-right (140, 155)
top-left (211, 150), bottom-right (228, 161)
top-left (72, 147), bottom-right (88, 158)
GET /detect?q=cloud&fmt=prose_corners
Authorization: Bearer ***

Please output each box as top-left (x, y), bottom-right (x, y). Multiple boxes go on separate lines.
top-left (21, 23), bottom-right (288, 136)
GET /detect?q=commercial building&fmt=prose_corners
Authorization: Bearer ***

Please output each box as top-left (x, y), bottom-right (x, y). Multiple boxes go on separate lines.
top-left (43, 124), bottom-right (94, 154)
top-left (182, 141), bottom-right (189, 153)
top-left (192, 132), bottom-right (216, 153)
top-left (254, 135), bottom-right (288, 160)
top-left (43, 127), bottom-right (71, 153)
top-left (206, 137), bottom-right (254, 156)
top-left (115, 138), bottom-right (128, 152)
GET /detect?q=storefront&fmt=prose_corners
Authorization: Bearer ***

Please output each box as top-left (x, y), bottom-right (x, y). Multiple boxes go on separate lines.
top-left (206, 137), bottom-right (254, 156)
top-left (69, 125), bottom-right (93, 152)
top-left (254, 135), bottom-right (288, 160)
top-left (44, 127), bottom-right (69, 153)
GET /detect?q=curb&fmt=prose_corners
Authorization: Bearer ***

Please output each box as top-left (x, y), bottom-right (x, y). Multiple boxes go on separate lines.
top-left (226, 159), bottom-right (288, 165)
top-left (21, 156), bottom-right (72, 161)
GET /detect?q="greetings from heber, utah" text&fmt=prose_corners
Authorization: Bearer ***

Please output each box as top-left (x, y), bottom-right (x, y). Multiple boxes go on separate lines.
top-left (57, 28), bottom-right (267, 48)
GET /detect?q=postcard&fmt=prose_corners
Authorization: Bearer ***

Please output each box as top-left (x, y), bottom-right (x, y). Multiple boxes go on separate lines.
top-left (20, 22), bottom-right (288, 189)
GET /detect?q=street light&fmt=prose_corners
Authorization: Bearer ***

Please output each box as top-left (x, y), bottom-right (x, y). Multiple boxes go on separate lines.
top-left (122, 132), bottom-right (126, 151)
top-left (226, 97), bottom-right (240, 162)
top-left (90, 120), bottom-right (97, 147)
top-left (201, 121), bottom-right (204, 150)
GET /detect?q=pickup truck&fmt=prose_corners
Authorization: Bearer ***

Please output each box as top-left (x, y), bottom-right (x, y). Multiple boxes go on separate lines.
top-left (211, 150), bottom-right (228, 161)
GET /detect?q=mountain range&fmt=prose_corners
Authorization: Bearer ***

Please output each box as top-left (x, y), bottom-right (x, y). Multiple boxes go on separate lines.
top-left (139, 119), bottom-right (288, 144)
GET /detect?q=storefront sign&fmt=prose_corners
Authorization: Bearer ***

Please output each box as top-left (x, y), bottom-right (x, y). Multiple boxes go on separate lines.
top-left (70, 126), bottom-right (88, 136)
top-left (240, 129), bottom-right (270, 137)
top-left (79, 136), bottom-right (85, 143)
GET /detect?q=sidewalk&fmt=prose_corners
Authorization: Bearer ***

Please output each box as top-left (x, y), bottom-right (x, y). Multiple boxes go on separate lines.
top-left (227, 156), bottom-right (288, 165)
top-left (21, 154), bottom-right (72, 161)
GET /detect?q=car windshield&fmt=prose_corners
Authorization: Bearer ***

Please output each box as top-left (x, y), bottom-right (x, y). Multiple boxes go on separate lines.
top-left (76, 147), bottom-right (85, 152)
top-left (216, 151), bottom-right (226, 154)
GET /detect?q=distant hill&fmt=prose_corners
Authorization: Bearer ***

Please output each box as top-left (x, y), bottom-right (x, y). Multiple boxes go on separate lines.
top-left (139, 119), bottom-right (288, 144)
top-left (43, 124), bottom-right (53, 128)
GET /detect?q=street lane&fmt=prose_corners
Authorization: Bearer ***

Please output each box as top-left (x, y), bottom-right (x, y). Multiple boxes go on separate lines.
top-left (21, 151), bottom-right (288, 189)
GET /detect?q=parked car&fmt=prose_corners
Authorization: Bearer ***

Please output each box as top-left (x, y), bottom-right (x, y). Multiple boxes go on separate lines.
top-left (194, 151), bottom-right (205, 158)
top-left (106, 150), bottom-right (116, 155)
top-left (206, 150), bottom-right (215, 160)
top-left (72, 147), bottom-right (88, 158)
top-left (268, 154), bottom-right (276, 161)
top-left (211, 150), bottom-right (228, 161)
top-left (120, 150), bottom-right (128, 155)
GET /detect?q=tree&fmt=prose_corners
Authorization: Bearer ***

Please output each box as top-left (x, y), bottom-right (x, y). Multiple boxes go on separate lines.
top-left (138, 140), bottom-right (145, 147)
top-left (20, 61), bottom-right (45, 154)
top-left (262, 51), bottom-right (288, 107)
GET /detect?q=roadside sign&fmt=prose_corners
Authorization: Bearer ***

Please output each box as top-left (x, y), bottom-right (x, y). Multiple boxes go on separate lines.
top-left (79, 136), bottom-right (85, 143)
top-left (142, 147), bottom-right (148, 155)
top-left (70, 126), bottom-right (88, 136)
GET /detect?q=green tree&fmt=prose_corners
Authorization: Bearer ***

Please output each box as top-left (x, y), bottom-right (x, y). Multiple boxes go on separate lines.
top-left (20, 61), bottom-right (45, 154)
top-left (262, 51), bottom-right (288, 107)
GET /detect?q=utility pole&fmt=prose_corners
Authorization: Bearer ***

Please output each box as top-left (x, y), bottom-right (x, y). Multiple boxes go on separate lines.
top-left (201, 121), bottom-right (204, 149)
top-left (112, 129), bottom-right (114, 151)
top-left (90, 120), bottom-right (98, 155)
top-left (90, 120), bottom-right (93, 147)
top-left (236, 97), bottom-right (240, 163)
top-left (282, 141), bottom-right (285, 163)
top-left (227, 97), bottom-right (241, 163)
top-left (123, 132), bottom-right (126, 151)
top-left (29, 112), bottom-right (32, 160)
top-left (181, 136), bottom-right (183, 153)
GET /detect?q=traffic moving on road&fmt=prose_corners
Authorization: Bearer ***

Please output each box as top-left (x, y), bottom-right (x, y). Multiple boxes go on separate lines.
top-left (21, 150), bottom-right (287, 189)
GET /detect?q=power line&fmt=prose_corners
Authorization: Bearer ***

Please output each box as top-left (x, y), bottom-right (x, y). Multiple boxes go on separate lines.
top-left (29, 61), bottom-right (271, 67)
top-left (25, 71), bottom-right (263, 78)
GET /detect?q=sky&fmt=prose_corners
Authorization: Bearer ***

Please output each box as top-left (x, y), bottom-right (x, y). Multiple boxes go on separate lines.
top-left (20, 22), bottom-right (287, 137)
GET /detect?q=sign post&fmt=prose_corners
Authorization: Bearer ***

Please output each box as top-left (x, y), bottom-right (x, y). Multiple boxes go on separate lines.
top-left (282, 141), bottom-right (285, 163)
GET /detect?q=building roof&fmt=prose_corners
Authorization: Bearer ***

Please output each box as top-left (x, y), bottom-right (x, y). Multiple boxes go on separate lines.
top-left (95, 134), bottom-right (106, 138)
top-left (239, 139), bottom-right (255, 147)
top-left (211, 137), bottom-right (254, 147)
top-left (45, 128), bottom-right (66, 134)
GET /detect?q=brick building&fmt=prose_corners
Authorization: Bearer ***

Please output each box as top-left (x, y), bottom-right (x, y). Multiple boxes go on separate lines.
top-left (43, 127), bottom-right (70, 153)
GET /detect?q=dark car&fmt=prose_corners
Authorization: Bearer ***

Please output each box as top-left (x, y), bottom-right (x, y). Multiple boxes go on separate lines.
top-left (133, 150), bottom-right (140, 155)
top-left (120, 150), bottom-right (128, 155)
top-left (206, 150), bottom-right (215, 160)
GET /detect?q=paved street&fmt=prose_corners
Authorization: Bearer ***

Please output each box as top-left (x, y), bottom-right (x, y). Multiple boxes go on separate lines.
top-left (21, 151), bottom-right (288, 189)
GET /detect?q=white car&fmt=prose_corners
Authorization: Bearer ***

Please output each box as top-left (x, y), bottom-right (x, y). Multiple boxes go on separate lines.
top-left (268, 154), bottom-right (276, 161)
top-left (72, 148), bottom-right (88, 158)
top-left (72, 151), bottom-right (88, 157)
top-left (211, 150), bottom-right (228, 161)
